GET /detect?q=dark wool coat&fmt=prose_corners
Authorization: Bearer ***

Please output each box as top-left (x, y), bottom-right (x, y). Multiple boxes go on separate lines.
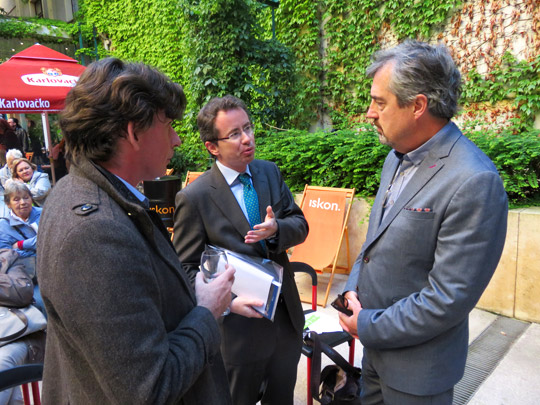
top-left (37, 159), bottom-right (231, 404)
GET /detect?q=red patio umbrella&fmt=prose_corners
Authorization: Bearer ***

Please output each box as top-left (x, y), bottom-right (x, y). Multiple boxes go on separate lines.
top-left (0, 44), bottom-right (85, 112)
top-left (0, 44), bottom-right (86, 183)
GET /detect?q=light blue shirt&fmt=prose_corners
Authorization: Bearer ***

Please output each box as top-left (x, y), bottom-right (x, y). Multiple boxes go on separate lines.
top-left (215, 160), bottom-right (252, 222)
top-left (114, 175), bottom-right (149, 208)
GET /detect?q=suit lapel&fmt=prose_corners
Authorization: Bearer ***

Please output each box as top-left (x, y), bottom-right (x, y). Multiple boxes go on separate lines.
top-left (376, 155), bottom-right (444, 234)
top-left (366, 125), bottom-right (462, 250)
top-left (370, 154), bottom-right (401, 230)
top-left (207, 164), bottom-right (252, 239)
top-left (250, 162), bottom-right (270, 221)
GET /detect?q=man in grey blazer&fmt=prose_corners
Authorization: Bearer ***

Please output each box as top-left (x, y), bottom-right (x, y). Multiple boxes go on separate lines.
top-left (339, 41), bottom-right (508, 404)
top-left (173, 95), bottom-right (308, 405)
top-left (37, 58), bottom-right (235, 404)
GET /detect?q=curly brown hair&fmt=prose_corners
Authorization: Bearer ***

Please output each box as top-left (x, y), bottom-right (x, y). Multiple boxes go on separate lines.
top-left (60, 58), bottom-right (187, 164)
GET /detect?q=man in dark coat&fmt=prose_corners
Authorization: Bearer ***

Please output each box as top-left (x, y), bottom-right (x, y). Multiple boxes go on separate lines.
top-left (8, 118), bottom-right (29, 153)
top-left (173, 95), bottom-right (308, 405)
top-left (0, 119), bottom-right (23, 155)
top-left (37, 58), bottom-right (235, 404)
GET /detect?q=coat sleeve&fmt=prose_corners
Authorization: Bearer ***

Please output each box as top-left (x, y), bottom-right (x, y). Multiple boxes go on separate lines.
top-left (356, 171), bottom-right (508, 349)
top-left (21, 236), bottom-right (37, 251)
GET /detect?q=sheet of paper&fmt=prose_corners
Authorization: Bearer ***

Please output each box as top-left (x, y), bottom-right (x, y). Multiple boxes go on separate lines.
top-left (226, 253), bottom-right (274, 311)
top-left (304, 311), bottom-right (344, 334)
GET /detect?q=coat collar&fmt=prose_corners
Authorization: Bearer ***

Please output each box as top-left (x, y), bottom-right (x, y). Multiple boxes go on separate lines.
top-left (69, 159), bottom-right (194, 296)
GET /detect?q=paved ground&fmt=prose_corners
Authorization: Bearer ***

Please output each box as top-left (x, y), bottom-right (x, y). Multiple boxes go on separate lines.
top-left (292, 273), bottom-right (540, 405)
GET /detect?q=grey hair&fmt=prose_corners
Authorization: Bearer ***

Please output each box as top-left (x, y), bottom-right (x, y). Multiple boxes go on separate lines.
top-left (6, 149), bottom-right (23, 161)
top-left (366, 40), bottom-right (461, 119)
top-left (4, 180), bottom-right (32, 205)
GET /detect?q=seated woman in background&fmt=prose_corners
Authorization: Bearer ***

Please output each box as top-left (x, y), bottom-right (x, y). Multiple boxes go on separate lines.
top-left (0, 149), bottom-right (23, 188)
top-left (11, 158), bottom-right (50, 207)
top-left (0, 248), bottom-right (46, 405)
top-left (0, 150), bottom-right (24, 217)
top-left (0, 181), bottom-right (45, 315)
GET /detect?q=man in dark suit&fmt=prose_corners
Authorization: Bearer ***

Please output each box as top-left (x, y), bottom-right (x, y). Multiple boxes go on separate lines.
top-left (173, 95), bottom-right (308, 405)
top-left (37, 58), bottom-right (234, 404)
top-left (339, 40), bottom-right (508, 405)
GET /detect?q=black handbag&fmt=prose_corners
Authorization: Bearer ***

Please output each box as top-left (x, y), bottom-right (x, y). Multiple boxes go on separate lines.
top-left (307, 331), bottom-right (362, 405)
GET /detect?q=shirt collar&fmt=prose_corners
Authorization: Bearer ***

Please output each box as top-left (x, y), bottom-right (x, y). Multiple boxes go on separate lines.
top-left (91, 161), bottom-right (149, 208)
top-left (215, 160), bottom-right (252, 186)
top-left (400, 121), bottom-right (452, 167)
top-left (114, 175), bottom-right (149, 206)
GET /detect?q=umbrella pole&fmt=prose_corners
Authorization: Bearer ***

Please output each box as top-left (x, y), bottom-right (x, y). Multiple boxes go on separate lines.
top-left (41, 112), bottom-right (57, 186)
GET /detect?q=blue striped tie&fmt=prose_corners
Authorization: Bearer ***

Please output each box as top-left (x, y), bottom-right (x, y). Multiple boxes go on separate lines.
top-left (238, 173), bottom-right (261, 229)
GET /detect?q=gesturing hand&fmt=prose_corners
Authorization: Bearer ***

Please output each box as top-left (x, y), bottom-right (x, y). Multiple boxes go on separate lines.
top-left (245, 206), bottom-right (278, 244)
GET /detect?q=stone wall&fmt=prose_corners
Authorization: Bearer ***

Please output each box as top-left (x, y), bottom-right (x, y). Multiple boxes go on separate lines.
top-left (477, 207), bottom-right (540, 323)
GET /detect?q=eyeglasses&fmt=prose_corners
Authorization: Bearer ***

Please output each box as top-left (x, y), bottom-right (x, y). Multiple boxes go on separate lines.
top-left (216, 123), bottom-right (254, 142)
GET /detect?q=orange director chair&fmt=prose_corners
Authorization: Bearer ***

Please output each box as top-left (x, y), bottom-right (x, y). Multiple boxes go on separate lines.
top-left (290, 185), bottom-right (355, 307)
top-left (183, 171), bottom-right (203, 189)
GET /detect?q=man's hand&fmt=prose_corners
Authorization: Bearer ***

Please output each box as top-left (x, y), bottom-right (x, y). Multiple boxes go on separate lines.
top-left (230, 296), bottom-right (264, 318)
top-left (338, 291), bottom-right (362, 339)
top-left (245, 206), bottom-right (278, 244)
top-left (195, 265), bottom-right (235, 319)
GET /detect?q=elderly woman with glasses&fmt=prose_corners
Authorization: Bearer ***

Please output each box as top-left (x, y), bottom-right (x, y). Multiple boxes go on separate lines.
top-left (11, 157), bottom-right (51, 206)
top-left (0, 181), bottom-right (45, 316)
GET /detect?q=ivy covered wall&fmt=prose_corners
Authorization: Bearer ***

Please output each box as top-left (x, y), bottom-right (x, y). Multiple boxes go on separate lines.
top-left (2, 0), bottom-right (539, 133)
top-left (273, 0), bottom-right (540, 131)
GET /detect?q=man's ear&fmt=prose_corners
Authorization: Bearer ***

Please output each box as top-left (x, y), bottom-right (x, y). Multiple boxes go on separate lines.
top-left (204, 141), bottom-right (219, 158)
top-left (126, 122), bottom-right (141, 151)
top-left (413, 94), bottom-right (429, 119)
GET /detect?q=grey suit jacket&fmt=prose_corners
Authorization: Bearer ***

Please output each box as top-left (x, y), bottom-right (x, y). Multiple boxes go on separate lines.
top-left (345, 122), bottom-right (508, 395)
top-left (173, 159), bottom-right (308, 363)
top-left (37, 159), bottom-right (231, 404)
